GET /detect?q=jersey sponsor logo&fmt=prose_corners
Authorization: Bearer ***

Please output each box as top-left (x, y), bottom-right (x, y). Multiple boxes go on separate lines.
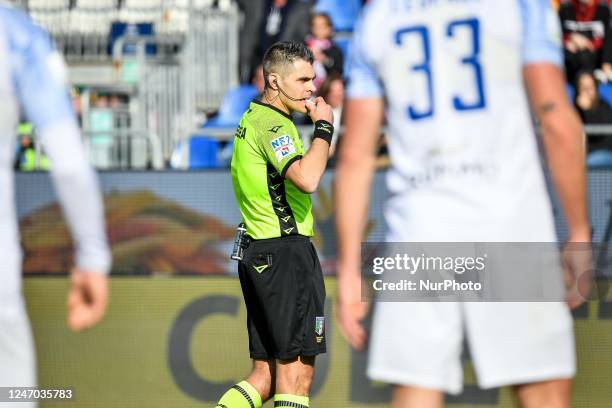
top-left (315, 316), bottom-right (325, 343)
top-left (270, 135), bottom-right (296, 162)
top-left (281, 215), bottom-right (291, 223)
top-left (270, 171), bottom-right (279, 178)
top-left (253, 264), bottom-right (269, 273)
top-left (270, 183), bottom-right (282, 190)
top-left (275, 206), bottom-right (287, 212)
top-left (283, 227), bottom-right (294, 234)
top-left (268, 125), bottom-right (283, 133)
top-left (274, 195), bottom-right (282, 202)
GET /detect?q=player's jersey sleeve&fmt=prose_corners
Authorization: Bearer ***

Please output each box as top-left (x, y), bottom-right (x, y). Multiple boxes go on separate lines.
top-left (2, 8), bottom-right (111, 274)
top-left (2, 9), bottom-right (75, 129)
top-left (255, 124), bottom-right (303, 178)
top-left (346, 5), bottom-right (384, 99)
top-left (519, 0), bottom-right (563, 66)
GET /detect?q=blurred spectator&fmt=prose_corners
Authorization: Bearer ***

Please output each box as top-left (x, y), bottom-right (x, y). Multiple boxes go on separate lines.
top-left (317, 72), bottom-right (344, 155)
top-left (251, 64), bottom-right (265, 96)
top-left (237, 0), bottom-right (314, 82)
top-left (306, 12), bottom-right (344, 88)
top-left (312, 0), bottom-right (363, 32)
top-left (260, 0), bottom-right (314, 59)
top-left (574, 70), bottom-right (612, 167)
top-left (14, 127), bottom-right (50, 171)
top-left (70, 87), bottom-right (82, 125)
top-left (559, 0), bottom-right (612, 84)
top-left (236, 0), bottom-right (266, 82)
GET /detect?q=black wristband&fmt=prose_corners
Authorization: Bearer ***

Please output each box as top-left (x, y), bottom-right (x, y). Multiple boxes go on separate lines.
top-left (313, 120), bottom-right (334, 145)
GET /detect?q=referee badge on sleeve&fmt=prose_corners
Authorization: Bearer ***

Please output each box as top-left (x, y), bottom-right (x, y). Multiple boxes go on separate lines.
top-left (315, 316), bottom-right (325, 343)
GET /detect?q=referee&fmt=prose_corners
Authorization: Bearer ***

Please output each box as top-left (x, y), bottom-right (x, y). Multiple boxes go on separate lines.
top-left (215, 42), bottom-right (333, 408)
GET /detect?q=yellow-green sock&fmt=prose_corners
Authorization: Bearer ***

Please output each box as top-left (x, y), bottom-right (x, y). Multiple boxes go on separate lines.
top-left (273, 393), bottom-right (309, 407)
top-left (215, 380), bottom-right (262, 408)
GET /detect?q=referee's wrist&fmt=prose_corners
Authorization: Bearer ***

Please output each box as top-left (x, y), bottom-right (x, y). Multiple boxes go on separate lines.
top-left (312, 120), bottom-right (334, 145)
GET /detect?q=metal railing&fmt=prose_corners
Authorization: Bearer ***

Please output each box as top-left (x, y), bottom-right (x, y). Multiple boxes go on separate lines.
top-left (106, 8), bottom-right (239, 162)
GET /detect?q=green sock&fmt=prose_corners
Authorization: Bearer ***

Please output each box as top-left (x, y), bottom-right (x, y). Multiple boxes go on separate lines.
top-left (273, 394), bottom-right (309, 407)
top-left (215, 380), bottom-right (262, 408)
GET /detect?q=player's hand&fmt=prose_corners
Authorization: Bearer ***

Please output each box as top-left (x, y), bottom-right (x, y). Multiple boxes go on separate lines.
top-left (306, 97), bottom-right (334, 124)
top-left (67, 268), bottom-right (109, 332)
top-left (569, 33), bottom-right (594, 51)
top-left (562, 239), bottom-right (592, 310)
top-left (311, 46), bottom-right (325, 62)
top-left (336, 267), bottom-right (368, 351)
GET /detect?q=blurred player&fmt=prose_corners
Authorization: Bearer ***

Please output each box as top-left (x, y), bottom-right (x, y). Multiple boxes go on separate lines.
top-left (0, 4), bottom-right (111, 405)
top-left (335, 1), bottom-right (590, 407)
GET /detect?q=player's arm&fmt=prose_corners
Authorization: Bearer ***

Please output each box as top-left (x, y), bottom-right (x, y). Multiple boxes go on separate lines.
top-left (334, 6), bottom-right (384, 349)
top-left (12, 15), bottom-right (111, 330)
top-left (524, 65), bottom-right (589, 241)
top-left (524, 64), bottom-right (592, 309)
top-left (521, 0), bottom-right (591, 308)
top-left (284, 97), bottom-right (334, 193)
top-left (520, 0), bottom-right (590, 241)
top-left (334, 97), bottom-right (383, 350)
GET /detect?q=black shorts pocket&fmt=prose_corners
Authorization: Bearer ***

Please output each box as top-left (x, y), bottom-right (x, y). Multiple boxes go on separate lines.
top-left (249, 252), bottom-right (274, 274)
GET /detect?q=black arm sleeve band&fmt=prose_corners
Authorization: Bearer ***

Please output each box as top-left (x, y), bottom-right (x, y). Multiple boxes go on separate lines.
top-left (312, 120), bottom-right (334, 145)
top-left (281, 155), bottom-right (302, 178)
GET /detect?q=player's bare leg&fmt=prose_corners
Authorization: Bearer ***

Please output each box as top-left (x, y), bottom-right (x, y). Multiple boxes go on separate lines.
top-left (247, 359), bottom-right (276, 401)
top-left (274, 356), bottom-right (315, 407)
top-left (391, 385), bottom-right (444, 408)
top-left (513, 378), bottom-right (572, 408)
top-left (215, 359), bottom-right (274, 408)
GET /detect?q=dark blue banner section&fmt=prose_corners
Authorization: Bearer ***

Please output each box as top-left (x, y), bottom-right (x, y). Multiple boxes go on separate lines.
top-left (15, 170), bottom-right (611, 275)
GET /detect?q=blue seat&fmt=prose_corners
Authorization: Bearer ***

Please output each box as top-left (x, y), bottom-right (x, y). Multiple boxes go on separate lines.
top-left (598, 83), bottom-right (612, 106)
top-left (204, 85), bottom-right (259, 128)
top-left (566, 83), bottom-right (575, 104)
top-left (189, 136), bottom-right (220, 169)
top-left (314, 0), bottom-right (362, 32)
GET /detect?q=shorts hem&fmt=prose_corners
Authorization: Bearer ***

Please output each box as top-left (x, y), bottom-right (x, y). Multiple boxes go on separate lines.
top-left (368, 367), bottom-right (462, 395)
top-left (478, 367), bottom-right (576, 389)
top-left (249, 348), bottom-right (326, 360)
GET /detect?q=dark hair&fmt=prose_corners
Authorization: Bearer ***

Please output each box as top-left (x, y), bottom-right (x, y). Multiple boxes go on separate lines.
top-left (574, 70), bottom-right (600, 103)
top-left (262, 41), bottom-right (314, 89)
top-left (574, 70), bottom-right (598, 90)
top-left (317, 72), bottom-right (344, 99)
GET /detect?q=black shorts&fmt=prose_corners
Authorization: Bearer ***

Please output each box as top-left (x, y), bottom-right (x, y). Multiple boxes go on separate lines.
top-left (238, 235), bottom-right (326, 360)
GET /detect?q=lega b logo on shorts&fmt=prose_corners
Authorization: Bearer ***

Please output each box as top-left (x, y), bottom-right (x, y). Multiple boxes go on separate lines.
top-left (315, 316), bottom-right (325, 343)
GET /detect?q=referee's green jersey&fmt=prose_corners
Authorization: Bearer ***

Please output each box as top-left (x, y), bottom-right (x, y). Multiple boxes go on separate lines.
top-left (231, 100), bottom-right (314, 240)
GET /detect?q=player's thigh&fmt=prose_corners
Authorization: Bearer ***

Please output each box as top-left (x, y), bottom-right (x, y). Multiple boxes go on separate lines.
top-left (392, 385), bottom-right (444, 408)
top-left (464, 302), bottom-right (575, 389)
top-left (513, 378), bottom-right (572, 408)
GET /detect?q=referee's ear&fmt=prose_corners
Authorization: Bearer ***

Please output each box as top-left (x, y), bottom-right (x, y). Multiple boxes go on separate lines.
top-left (267, 73), bottom-right (280, 91)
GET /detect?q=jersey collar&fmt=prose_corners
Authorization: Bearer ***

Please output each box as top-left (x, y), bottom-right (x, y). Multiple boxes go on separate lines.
top-left (252, 100), bottom-right (293, 120)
